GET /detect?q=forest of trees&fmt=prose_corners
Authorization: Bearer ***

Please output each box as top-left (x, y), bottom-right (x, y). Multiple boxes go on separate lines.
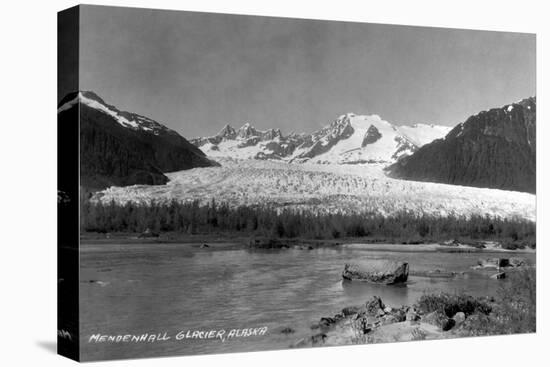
top-left (80, 198), bottom-right (536, 247)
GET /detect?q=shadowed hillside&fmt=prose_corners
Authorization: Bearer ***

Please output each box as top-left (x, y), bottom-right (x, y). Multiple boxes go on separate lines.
top-left (387, 97), bottom-right (536, 193)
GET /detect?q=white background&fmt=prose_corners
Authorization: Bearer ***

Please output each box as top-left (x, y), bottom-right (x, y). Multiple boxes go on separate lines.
top-left (0, 0), bottom-right (548, 365)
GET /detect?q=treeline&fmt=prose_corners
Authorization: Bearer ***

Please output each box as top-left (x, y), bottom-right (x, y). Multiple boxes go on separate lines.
top-left (81, 198), bottom-right (535, 245)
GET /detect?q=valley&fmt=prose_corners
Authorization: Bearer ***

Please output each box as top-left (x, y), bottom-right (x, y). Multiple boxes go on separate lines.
top-left (57, 90), bottom-right (536, 226)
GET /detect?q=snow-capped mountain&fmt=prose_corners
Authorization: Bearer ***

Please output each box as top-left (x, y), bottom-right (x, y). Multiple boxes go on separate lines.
top-left (58, 91), bottom-right (175, 135)
top-left (191, 113), bottom-right (451, 165)
top-left (191, 123), bottom-right (289, 160)
top-left (58, 91), bottom-right (218, 190)
top-left (292, 113), bottom-right (418, 164)
top-left (397, 123), bottom-right (454, 147)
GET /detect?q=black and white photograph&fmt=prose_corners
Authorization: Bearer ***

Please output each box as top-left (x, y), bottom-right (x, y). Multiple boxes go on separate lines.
top-left (54, 4), bottom-right (540, 362)
top-left (5, 1), bottom-right (550, 366)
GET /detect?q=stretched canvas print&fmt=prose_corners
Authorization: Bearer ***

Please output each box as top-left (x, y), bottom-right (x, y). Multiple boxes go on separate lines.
top-left (57, 4), bottom-right (536, 362)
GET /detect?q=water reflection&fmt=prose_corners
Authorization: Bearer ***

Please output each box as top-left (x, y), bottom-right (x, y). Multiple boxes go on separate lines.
top-left (341, 279), bottom-right (411, 307)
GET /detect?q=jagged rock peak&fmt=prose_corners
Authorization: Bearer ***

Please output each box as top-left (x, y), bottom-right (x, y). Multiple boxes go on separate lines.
top-left (362, 125), bottom-right (382, 147)
top-left (237, 122), bottom-right (258, 138)
top-left (262, 128), bottom-right (283, 140)
top-left (216, 124), bottom-right (237, 139)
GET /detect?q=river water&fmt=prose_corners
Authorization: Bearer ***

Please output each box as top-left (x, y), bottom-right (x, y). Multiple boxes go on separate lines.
top-left (79, 243), bottom-right (535, 361)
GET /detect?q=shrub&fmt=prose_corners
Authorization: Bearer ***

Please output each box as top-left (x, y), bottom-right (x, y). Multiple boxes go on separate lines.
top-left (459, 268), bottom-right (536, 336)
top-left (459, 312), bottom-right (497, 336)
top-left (500, 241), bottom-right (526, 250)
top-left (496, 268), bottom-right (536, 333)
top-left (416, 293), bottom-right (492, 318)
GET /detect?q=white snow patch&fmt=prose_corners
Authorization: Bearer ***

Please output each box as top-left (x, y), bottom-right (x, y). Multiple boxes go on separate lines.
top-left (78, 93), bottom-right (139, 129)
top-left (57, 92), bottom-right (170, 135)
top-left (57, 98), bottom-right (78, 113)
top-left (398, 124), bottom-right (452, 146)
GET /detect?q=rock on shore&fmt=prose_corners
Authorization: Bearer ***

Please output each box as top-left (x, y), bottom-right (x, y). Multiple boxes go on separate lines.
top-left (476, 258), bottom-right (509, 268)
top-left (342, 261), bottom-right (409, 284)
top-left (475, 257), bottom-right (527, 269)
top-left (295, 295), bottom-right (452, 348)
top-left (296, 294), bottom-right (479, 348)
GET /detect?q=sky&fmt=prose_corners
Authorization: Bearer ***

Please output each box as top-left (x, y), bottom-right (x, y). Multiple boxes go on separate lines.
top-left (74, 5), bottom-right (536, 138)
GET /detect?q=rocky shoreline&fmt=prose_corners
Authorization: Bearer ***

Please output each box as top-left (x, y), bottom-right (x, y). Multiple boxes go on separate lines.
top-left (292, 295), bottom-right (466, 348)
top-left (292, 255), bottom-right (533, 347)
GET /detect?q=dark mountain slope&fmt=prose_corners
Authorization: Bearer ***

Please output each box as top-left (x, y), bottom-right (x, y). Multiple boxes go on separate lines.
top-left (387, 97), bottom-right (536, 193)
top-left (58, 91), bottom-right (218, 190)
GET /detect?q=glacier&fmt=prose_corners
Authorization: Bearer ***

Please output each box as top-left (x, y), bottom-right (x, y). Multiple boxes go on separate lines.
top-left (97, 158), bottom-right (535, 221)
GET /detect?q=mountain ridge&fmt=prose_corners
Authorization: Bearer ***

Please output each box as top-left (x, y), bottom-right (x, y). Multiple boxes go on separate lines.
top-left (58, 91), bottom-right (218, 190)
top-left (387, 97), bottom-right (536, 193)
top-left (191, 113), bottom-right (452, 164)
